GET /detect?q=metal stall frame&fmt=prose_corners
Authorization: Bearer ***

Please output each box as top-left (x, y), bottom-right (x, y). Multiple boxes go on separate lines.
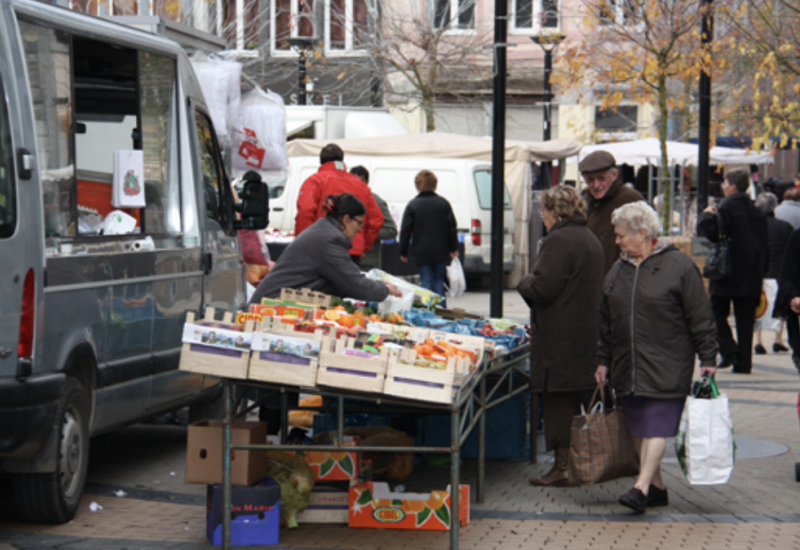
top-left (219, 344), bottom-right (530, 550)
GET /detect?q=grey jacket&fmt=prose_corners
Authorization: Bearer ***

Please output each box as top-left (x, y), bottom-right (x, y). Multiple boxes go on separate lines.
top-left (250, 217), bottom-right (389, 304)
top-left (361, 193), bottom-right (398, 270)
top-left (598, 240), bottom-right (718, 399)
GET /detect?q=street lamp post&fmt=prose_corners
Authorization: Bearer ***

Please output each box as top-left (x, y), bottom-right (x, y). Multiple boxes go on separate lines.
top-left (531, 34), bottom-right (565, 188)
top-left (287, 37), bottom-right (316, 105)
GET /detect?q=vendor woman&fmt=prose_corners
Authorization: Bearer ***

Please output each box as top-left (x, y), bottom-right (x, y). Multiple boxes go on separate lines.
top-left (250, 193), bottom-right (402, 305)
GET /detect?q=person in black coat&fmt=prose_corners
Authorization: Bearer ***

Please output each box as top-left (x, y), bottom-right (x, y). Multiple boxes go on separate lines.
top-left (776, 228), bottom-right (800, 373)
top-left (698, 168), bottom-right (770, 374)
top-left (399, 170), bottom-right (459, 305)
top-left (753, 192), bottom-right (794, 354)
top-left (516, 186), bottom-right (605, 487)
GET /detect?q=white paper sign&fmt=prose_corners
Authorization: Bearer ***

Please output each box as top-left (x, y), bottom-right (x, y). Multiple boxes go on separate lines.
top-left (113, 149), bottom-right (145, 208)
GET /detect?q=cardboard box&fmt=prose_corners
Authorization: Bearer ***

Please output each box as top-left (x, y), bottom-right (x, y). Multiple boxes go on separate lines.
top-left (349, 482), bottom-right (469, 531)
top-left (296, 486), bottom-right (349, 524)
top-left (296, 437), bottom-right (360, 481)
top-left (186, 420), bottom-right (268, 486)
top-left (207, 478), bottom-right (280, 546)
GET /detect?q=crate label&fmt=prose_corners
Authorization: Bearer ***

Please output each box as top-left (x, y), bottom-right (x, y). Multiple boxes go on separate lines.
top-left (182, 323), bottom-right (251, 351)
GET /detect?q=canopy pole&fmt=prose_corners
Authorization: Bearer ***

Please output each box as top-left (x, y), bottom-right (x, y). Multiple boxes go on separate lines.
top-left (490, 0), bottom-right (508, 319)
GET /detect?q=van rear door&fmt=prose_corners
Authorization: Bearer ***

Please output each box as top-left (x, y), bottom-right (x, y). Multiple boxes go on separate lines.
top-left (0, 19), bottom-right (38, 380)
top-left (473, 168), bottom-right (514, 269)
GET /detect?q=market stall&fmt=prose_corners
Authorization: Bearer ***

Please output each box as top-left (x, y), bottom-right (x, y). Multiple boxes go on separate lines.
top-left (178, 284), bottom-right (530, 550)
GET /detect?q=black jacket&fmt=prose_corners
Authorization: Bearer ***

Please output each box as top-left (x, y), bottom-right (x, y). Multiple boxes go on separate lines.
top-left (776, 228), bottom-right (800, 316)
top-left (598, 241), bottom-right (718, 399)
top-left (516, 217), bottom-right (605, 393)
top-left (766, 216), bottom-right (794, 279)
top-left (697, 193), bottom-right (769, 297)
top-left (399, 191), bottom-right (458, 264)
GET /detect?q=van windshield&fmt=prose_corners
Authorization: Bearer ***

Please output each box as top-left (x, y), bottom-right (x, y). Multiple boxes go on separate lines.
top-left (0, 76), bottom-right (15, 238)
top-left (474, 169), bottom-right (511, 210)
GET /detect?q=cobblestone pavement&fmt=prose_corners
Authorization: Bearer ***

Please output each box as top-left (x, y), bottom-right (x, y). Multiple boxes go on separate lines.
top-left (2, 291), bottom-right (800, 549)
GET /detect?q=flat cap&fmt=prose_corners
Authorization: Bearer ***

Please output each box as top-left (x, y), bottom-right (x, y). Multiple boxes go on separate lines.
top-left (579, 150), bottom-right (616, 174)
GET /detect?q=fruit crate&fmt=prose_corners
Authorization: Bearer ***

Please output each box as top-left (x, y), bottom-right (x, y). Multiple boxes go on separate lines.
top-left (249, 317), bottom-right (324, 388)
top-left (317, 336), bottom-right (389, 394)
top-left (383, 348), bottom-right (465, 404)
top-left (179, 309), bottom-right (255, 380)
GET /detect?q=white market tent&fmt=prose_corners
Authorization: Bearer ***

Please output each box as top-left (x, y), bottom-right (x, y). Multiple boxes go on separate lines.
top-left (570, 138), bottom-right (774, 166)
top-left (287, 133), bottom-right (583, 283)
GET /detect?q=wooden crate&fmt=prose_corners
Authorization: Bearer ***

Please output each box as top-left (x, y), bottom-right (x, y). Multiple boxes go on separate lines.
top-left (280, 288), bottom-right (333, 308)
top-left (427, 330), bottom-right (489, 368)
top-left (249, 318), bottom-right (322, 388)
top-left (366, 322), bottom-right (430, 343)
top-left (179, 309), bottom-right (254, 380)
top-left (317, 337), bottom-right (389, 394)
top-left (383, 348), bottom-right (464, 404)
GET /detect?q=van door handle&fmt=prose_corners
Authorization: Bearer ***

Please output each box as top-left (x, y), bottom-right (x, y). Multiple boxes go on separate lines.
top-left (273, 207), bottom-right (284, 212)
top-left (202, 252), bottom-right (213, 275)
top-left (17, 148), bottom-right (34, 180)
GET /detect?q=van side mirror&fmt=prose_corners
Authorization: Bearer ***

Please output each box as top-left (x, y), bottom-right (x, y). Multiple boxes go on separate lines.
top-left (235, 171), bottom-right (269, 230)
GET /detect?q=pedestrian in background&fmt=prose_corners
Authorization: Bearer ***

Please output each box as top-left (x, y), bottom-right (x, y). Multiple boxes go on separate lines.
top-left (516, 186), bottom-right (604, 487)
top-left (579, 150), bottom-right (644, 273)
top-left (698, 168), bottom-right (769, 374)
top-left (596, 201), bottom-right (718, 514)
top-left (753, 192), bottom-right (793, 355)
top-left (294, 143), bottom-right (383, 264)
top-left (399, 170), bottom-right (458, 306)
top-left (775, 188), bottom-right (800, 230)
top-left (776, 228), bottom-right (800, 373)
top-left (351, 165), bottom-right (398, 270)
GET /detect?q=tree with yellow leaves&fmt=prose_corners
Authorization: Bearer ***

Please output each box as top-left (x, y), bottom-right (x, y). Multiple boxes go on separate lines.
top-left (554, 0), bottom-right (732, 231)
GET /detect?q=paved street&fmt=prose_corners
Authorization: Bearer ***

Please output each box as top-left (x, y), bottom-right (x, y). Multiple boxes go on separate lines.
top-left (2, 290), bottom-right (800, 549)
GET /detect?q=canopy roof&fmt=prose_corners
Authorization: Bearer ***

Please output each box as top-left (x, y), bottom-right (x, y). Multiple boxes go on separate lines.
top-left (286, 132), bottom-right (583, 162)
top-left (570, 138), bottom-right (773, 166)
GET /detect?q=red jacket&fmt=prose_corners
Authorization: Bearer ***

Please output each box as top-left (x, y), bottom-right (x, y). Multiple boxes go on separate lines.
top-left (294, 161), bottom-right (383, 257)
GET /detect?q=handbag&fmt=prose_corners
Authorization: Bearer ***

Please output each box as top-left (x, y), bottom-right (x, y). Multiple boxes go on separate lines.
top-left (702, 212), bottom-right (733, 280)
top-left (568, 385), bottom-right (639, 486)
top-left (675, 376), bottom-right (735, 485)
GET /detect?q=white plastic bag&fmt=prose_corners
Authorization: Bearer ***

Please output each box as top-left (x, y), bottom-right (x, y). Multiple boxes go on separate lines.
top-left (378, 287), bottom-right (414, 316)
top-left (232, 88), bottom-right (288, 172)
top-left (445, 257), bottom-right (466, 298)
top-left (675, 378), bottom-right (735, 485)
top-left (190, 53), bottom-right (242, 145)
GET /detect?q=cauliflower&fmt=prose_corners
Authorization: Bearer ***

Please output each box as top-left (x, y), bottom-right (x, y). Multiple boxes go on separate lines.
top-left (265, 450), bottom-right (315, 528)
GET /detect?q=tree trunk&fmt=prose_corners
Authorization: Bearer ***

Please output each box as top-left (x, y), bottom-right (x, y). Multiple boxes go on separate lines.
top-left (657, 66), bottom-right (671, 235)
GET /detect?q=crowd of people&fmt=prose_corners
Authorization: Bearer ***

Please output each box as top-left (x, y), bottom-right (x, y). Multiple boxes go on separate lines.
top-left (248, 142), bottom-right (800, 515)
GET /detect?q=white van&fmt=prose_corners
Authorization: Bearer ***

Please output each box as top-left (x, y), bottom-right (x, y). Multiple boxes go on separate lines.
top-left (0, 0), bottom-right (267, 524)
top-left (271, 156), bottom-right (515, 274)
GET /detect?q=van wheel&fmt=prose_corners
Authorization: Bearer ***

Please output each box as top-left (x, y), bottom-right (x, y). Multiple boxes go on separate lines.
top-left (13, 378), bottom-right (89, 523)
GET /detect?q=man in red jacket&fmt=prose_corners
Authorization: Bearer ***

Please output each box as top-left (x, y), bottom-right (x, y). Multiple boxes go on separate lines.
top-left (294, 143), bottom-right (383, 264)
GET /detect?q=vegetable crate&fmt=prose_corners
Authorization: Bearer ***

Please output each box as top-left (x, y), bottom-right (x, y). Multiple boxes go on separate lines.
top-left (366, 322), bottom-right (430, 343)
top-left (383, 348), bottom-right (465, 404)
top-left (179, 309), bottom-right (255, 380)
top-left (280, 287), bottom-right (332, 308)
top-left (249, 318), bottom-right (323, 388)
top-left (349, 482), bottom-right (469, 531)
top-left (427, 330), bottom-right (490, 368)
top-left (317, 337), bottom-right (389, 394)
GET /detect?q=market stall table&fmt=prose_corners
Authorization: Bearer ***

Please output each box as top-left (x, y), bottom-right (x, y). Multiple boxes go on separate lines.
top-left (218, 344), bottom-right (530, 550)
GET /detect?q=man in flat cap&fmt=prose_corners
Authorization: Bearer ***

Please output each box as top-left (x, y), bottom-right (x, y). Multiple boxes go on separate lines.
top-left (580, 150), bottom-right (644, 273)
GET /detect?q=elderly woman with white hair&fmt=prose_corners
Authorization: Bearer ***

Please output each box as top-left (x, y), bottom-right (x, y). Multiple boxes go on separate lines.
top-left (595, 201), bottom-right (718, 514)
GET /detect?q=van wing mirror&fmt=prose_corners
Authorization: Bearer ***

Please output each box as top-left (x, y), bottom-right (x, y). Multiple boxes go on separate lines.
top-left (235, 171), bottom-right (269, 230)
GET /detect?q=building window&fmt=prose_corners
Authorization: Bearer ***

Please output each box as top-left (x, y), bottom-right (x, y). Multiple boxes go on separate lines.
top-left (512, 0), bottom-right (559, 32)
top-left (433, 0), bottom-right (475, 31)
top-left (595, 105), bottom-right (638, 132)
top-left (599, 0), bottom-right (637, 25)
top-left (327, 0), bottom-right (370, 52)
top-left (273, 0), bottom-right (316, 52)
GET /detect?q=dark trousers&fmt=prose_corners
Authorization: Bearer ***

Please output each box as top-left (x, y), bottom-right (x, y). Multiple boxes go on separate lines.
top-left (787, 313), bottom-right (800, 375)
top-left (711, 294), bottom-right (760, 374)
top-left (542, 390), bottom-right (593, 451)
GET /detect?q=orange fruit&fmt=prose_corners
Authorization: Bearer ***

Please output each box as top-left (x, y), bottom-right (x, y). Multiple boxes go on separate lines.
top-left (426, 490), bottom-right (448, 511)
top-left (334, 305), bottom-right (347, 312)
top-left (369, 314), bottom-right (382, 322)
top-left (323, 310), bottom-right (341, 321)
top-left (396, 314), bottom-right (405, 322)
top-left (400, 500), bottom-right (427, 514)
top-left (338, 315), bottom-right (355, 328)
top-left (353, 310), bottom-right (366, 317)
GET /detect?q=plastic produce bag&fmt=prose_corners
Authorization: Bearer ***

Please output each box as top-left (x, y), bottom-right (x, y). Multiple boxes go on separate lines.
top-left (232, 88), bottom-right (288, 172)
top-left (378, 287), bottom-right (414, 316)
top-left (445, 257), bottom-right (466, 298)
top-left (675, 376), bottom-right (735, 485)
top-left (190, 53), bottom-right (242, 146)
top-left (367, 269), bottom-right (442, 307)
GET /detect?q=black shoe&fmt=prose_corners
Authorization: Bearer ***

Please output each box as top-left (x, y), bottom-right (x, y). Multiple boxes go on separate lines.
top-left (774, 343), bottom-right (789, 353)
top-left (754, 344), bottom-right (767, 355)
top-left (717, 355), bottom-right (736, 369)
top-left (618, 488), bottom-right (647, 514)
top-left (647, 485), bottom-right (668, 507)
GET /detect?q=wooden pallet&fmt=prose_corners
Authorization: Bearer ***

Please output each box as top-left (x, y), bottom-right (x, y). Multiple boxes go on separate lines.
top-left (179, 309), bottom-right (254, 380)
top-left (317, 337), bottom-right (388, 394)
top-left (249, 318), bottom-right (322, 388)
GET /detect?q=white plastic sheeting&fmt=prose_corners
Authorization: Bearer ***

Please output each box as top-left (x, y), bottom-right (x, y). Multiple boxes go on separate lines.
top-left (570, 138), bottom-right (773, 166)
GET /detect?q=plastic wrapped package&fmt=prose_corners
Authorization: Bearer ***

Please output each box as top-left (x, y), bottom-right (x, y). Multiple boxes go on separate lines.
top-left (367, 269), bottom-right (442, 307)
top-left (232, 88), bottom-right (289, 172)
top-left (190, 53), bottom-right (242, 146)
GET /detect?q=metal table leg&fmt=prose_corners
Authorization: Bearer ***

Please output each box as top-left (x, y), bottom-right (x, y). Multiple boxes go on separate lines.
top-left (223, 380), bottom-right (233, 550)
top-left (477, 375), bottom-right (486, 504)
top-left (450, 405), bottom-right (460, 550)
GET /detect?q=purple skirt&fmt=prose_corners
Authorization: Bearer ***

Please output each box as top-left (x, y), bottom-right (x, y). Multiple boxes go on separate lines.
top-left (620, 395), bottom-right (686, 438)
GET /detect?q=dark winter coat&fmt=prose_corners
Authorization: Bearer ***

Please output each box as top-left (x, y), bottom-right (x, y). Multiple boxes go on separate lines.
top-left (776, 228), bottom-right (800, 317)
top-left (398, 191), bottom-right (458, 265)
top-left (250, 217), bottom-right (388, 304)
top-left (516, 217), bottom-right (605, 393)
top-left (697, 193), bottom-right (769, 297)
top-left (582, 179), bottom-right (644, 274)
top-left (598, 241), bottom-right (718, 399)
top-left (766, 216), bottom-right (793, 279)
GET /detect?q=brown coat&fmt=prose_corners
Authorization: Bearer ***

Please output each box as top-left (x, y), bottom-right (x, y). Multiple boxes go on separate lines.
top-left (516, 217), bottom-right (605, 393)
top-left (582, 179), bottom-right (644, 274)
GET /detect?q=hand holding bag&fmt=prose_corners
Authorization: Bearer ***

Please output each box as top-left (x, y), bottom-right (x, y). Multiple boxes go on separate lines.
top-left (568, 385), bottom-right (639, 486)
top-left (703, 213), bottom-right (733, 280)
top-left (675, 376), bottom-right (735, 485)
